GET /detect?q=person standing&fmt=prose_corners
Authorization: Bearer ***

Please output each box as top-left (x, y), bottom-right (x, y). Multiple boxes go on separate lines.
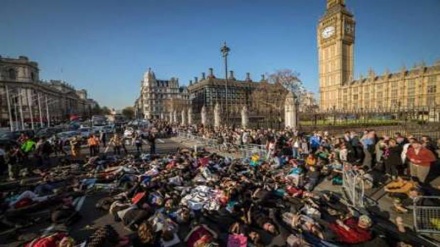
top-left (109, 133), bottom-right (122, 155)
top-left (361, 131), bottom-right (376, 170)
top-left (135, 134), bottom-right (143, 154)
top-left (7, 145), bottom-right (23, 181)
top-left (383, 139), bottom-right (403, 180)
top-left (88, 134), bottom-right (99, 157)
top-left (100, 130), bottom-right (107, 148)
top-left (147, 132), bottom-right (156, 155)
top-left (406, 140), bottom-right (436, 184)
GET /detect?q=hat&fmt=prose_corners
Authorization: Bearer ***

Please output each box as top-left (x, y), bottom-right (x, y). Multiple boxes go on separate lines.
top-left (358, 215), bottom-right (372, 228)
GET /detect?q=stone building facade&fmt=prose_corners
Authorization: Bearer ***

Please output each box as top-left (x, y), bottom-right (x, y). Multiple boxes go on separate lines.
top-left (187, 68), bottom-right (261, 115)
top-left (135, 68), bottom-right (189, 119)
top-left (0, 55), bottom-right (94, 128)
top-left (318, 0), bottom-right (440, 113)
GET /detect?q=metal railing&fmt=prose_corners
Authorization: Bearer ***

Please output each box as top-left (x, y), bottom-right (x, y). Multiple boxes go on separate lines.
top-left (413, 196), bottom-right (440, 235)
top-left (176, 132), bottom-right (267, 159)
top-left (342, 165), bottom-right (366, 208)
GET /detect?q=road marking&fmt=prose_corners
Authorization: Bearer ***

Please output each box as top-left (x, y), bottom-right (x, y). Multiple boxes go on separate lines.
top-left (42, 225), bottom-right (54, 235)
top-left (73, 196), bottom-right (80, 205)
top-left (75, 196), bottom-right (86, 211)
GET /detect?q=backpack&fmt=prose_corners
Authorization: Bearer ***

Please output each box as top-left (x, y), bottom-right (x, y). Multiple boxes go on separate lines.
top-left (332, 176), bottom-right (343, 185)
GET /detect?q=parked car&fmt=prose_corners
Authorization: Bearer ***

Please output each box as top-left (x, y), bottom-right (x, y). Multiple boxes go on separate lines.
top-left (49, 130), bottom-right (80, 146)
top-left (0, 138), bottom-right (20, 149)
top-left (79, 127), bottom-right (92, 139)
top-left (0, 130), bottom-right (35, 141)
top-left (102, 125), bottom-right (115, 134)
top-left (35, 127), bottom-right (63, 139)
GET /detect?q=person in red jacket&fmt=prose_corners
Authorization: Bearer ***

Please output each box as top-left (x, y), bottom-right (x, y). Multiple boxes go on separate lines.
top-left (329, 215), bottom-right (372, 245)
top-left (406, 140), bottom-right (437, 183)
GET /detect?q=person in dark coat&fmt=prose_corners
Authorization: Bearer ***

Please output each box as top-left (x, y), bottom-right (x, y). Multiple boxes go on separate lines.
top-left (147, 132), bottom-right (156, 155)
top-left (383, 139), bottom-right (403, 179)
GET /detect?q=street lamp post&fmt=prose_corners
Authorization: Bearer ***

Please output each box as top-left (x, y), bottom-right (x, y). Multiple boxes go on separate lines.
top-left (221, 42), bottom-right (230, 126)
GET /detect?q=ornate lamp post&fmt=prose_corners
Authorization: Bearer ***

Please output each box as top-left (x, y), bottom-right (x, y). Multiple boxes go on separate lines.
top-left (221, 42), bottom-right (230, 126)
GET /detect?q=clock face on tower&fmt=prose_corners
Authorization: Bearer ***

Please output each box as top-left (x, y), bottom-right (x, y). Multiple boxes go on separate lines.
top-left (322, 26), bottom-right (335, 39)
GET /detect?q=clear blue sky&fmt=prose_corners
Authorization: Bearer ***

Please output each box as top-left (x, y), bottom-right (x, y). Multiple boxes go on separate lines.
top-left (1, 0), bottom-right (439, 109)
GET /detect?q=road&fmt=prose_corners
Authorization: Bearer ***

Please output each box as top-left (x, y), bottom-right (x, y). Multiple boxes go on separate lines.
top-left (2, 136), bottom-right (439, 246)
top-left (2, 137), bottom-right (188, 246)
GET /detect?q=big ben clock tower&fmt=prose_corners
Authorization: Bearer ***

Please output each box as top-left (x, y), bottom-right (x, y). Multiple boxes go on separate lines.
top-left (318, 0), bottom-right (355, 110)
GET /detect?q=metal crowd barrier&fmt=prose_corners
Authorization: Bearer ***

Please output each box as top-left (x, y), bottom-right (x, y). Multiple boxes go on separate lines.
top-left (239, 144), bottom-right (267, 160)
top-left (342, 166), bottom-right (365, 208)
top-left (176, 132), bottom-right (267, 159)
top-left (413, 196), bottom-right (440, 235)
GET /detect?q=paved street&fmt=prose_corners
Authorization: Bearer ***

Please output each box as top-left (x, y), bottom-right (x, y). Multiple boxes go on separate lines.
top-left (2, 136), bottom-right (439, 246)
top-left (1, 137), bottom-right (187, 246)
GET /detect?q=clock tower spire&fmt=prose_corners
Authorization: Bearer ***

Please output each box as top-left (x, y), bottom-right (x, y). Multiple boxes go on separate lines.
top-left (318, 0), bottom-right (355, 110)
top-left (326, 0), bottom-right (345, 9)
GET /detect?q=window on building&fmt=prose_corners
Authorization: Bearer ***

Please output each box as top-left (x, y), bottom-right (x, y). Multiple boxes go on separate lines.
top-left (8, 68), bottom-right (17, 80)
top-left (427, 75), bottom-right (437, 94)
top-left (407, 79), bottom-right (415, 96)
top-left (427, 95), bottom-right (436, 105)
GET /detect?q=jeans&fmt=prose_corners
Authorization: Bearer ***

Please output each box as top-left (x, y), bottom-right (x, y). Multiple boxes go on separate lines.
top-left (292, 148), bottom-right (299, 159)
top-left (362, 148), bottom-right (372, 169)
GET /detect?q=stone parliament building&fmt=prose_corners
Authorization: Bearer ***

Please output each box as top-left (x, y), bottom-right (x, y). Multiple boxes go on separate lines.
top-left (318, 0), bottom-right (440, 118)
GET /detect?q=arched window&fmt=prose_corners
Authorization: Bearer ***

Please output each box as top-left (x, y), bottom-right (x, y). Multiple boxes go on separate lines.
top-left (8, 68), bottom-right (17, 80)
top-left (31, 72), bottom-right (35, 81)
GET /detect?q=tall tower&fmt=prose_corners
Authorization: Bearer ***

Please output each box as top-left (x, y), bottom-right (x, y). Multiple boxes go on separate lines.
top-left (318, 0), bottom-right (355, 110)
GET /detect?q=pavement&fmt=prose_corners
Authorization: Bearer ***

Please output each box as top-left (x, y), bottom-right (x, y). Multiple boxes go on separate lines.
top-left (1, 137), bottom-right (185, 246)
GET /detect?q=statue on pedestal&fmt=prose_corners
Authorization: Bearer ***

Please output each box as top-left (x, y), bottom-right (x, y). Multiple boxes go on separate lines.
top-left (214, 103), bottom-right (221, 128)
top-left (241, 105), bottom-right (249, 129)
top-left (201, 106), bottom-right (207, 126)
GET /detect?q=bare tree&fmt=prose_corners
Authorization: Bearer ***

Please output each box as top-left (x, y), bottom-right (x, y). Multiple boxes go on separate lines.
top-left (267, 69), bottom-right (305, 99)
top-left (267, 69), bottom-right (319, 112)
top-left (122, 106), bottom-right (135, 119)
top-left (251, 80), bottom-right (288, 117)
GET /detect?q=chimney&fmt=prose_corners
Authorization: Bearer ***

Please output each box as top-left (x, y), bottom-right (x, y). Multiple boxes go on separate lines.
top-left (194, 77), bottom-right (198, 83)
top-left (189, 80), bottom-right (193, 85)
top-left (229, 70), bottom-right (235, 80)
top-left (246, 72), bottom-right (252, 82)
top-left (208, 68), bottom-right (215, 78)
top-left (201, 72), bottom-right (206, 80)
top-left (261, 74), bottom-right (265, 81)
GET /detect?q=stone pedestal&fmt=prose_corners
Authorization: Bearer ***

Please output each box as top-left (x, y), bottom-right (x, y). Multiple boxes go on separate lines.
top-left (201, 106), bottom-right (207, 126)
top-left (181, 109), bottom-right (186, 126)
top-left (188, 108), bottom-right (193, 125)
top-left (241, 105), bottom-right (249, 129)
top-left (284, 91), bottom-right (297, 129)
top-left (214, 103), bottom-right (221, 128)
top-left (173, 110), bottom-right (178, 123)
